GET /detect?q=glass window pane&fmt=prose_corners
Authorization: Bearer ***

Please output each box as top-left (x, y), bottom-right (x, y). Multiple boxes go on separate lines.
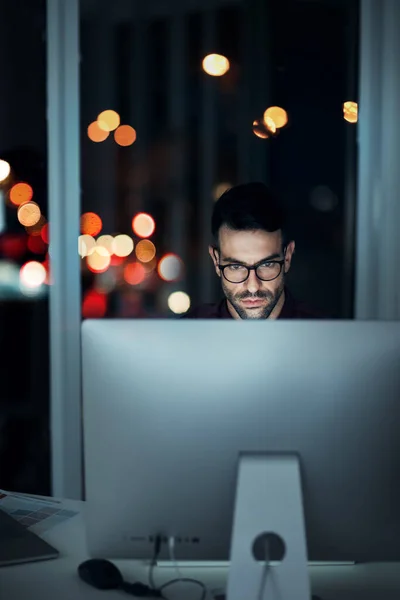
top-left (0, 0), bottom-right (50, 494)
top-left (80, 0), bottom-right (358, 320)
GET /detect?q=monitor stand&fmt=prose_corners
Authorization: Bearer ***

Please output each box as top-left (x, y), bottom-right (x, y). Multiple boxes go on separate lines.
top-left (226, 453), bottom-right (310, 600)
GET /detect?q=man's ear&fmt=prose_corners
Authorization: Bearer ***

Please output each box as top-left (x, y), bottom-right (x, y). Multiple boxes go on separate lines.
top-left (209, 245), bottom-right (221, 277)
top-left (284, 240), bottom-right (295, 274)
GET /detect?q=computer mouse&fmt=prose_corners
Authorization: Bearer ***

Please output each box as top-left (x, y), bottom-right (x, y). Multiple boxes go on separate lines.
top-left (78, 558), bottom-right (123, 590)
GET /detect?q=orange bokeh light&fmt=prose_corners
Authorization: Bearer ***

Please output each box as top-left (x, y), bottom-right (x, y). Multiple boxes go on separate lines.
top-left (9, 182), bottom-right (33, 206)
top-left (81, 212), bottom-right (103, 236)
top-left (135, 239), bottom-right (156, 263)
top-left (124, 262), bottom-right (146, 285)
top-left (114, 125), bottom-right (137, 147)
top-left (132, 213), bottom-right (155, 238)
top-left (87, 121), bottom-right (109, 143)
top-left (41, 223), bottom-right (49, 244)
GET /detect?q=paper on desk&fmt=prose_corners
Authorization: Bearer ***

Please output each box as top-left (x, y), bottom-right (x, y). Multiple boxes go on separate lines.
top-left (0, 489), bottom-right (78, 535)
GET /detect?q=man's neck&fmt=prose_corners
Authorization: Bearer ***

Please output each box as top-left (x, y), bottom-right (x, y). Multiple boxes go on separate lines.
top-left (227, 289), bottom-right (286, 320)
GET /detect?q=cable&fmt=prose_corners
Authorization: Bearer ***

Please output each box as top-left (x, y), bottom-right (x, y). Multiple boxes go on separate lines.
top-left (147, 535), bottom-right (211, 600)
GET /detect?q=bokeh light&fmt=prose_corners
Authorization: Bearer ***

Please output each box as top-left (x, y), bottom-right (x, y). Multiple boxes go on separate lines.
top-left (112, 234), bottom-right (134, 257)
top-left (0, 234), bottom-right (26, 259)
top-left (252, 119), bottom-right (270, 139)
top-left (41, 223), bottom-right (49, 244)
top-left (17, 202), bottom-right (41, 227)
top-left (213, 182), bottom-right (232, 201)
top-left (343, 101), bottom-right (358, 123)
top-left (132, 213), bottom-right (155, 238)
top-left (87, 121), bottom-right (109, 142)
top-left (25, 215), bottom-right (46, 236)
top-left (20, 261), bottom-right (46, 288)
top-left (96, 235), bottom-right (114, 256)
top-left (82, 289), bottom-right (108, 318)
top-left (263, 106), bottom-right (288, 129)
top-left (202, 54), bottom-right (230, 77)
top-left (168, 291), bottom-right (190, 314)
top-left (114, 125), bottom-right (137, 147)
top-left (135, 239), bottom-right (156, 263)
top-left (0, 159), bottom-right (11, 183)
top-left (9, 182), bottom-right (33, 206)
top-left (124, 262), bottom-right (146, 285)
top-left (27, 235), bottom-right (46, 254)
top-left (97, 110), bottom-right (120, 132)
top-left (81, 212), bottom-right (102, 236)
top-left (86, 249), bottom-right (111, 273)
top-left (158, 253), bottom-right (184, 282)
top-left (78, 234), bottom-right (96, 258)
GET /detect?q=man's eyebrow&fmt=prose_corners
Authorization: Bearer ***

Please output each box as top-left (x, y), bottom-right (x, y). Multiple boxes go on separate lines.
top-left (220, 253), bottom-right (282, 265)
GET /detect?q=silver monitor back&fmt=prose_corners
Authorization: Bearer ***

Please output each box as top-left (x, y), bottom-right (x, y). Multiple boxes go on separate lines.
top-left (81, 319), bottom-right (400, 563)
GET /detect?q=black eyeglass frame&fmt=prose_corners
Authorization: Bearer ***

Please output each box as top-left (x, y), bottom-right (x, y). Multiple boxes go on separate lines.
top-left (212, 247), bottom-right (287, 284)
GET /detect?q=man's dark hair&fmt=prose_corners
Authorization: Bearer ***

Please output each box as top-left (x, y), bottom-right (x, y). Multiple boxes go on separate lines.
top-left (211, 182), bottom-right (289, 247)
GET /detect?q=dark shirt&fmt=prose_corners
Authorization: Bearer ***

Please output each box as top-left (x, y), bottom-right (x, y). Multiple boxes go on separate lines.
top-left (182, 288), bottom-right (324, 319)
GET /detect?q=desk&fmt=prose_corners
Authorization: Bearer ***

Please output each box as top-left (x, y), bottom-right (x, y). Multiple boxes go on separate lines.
top-left (2, 497), bottom-right (400, 600)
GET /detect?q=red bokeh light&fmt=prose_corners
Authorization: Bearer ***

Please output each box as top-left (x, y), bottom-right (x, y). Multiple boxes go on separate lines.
top-left (82, 290), bottom-right (108, 318)
top-left (41, 223), bottom-right (49, 244)
top-left (123, 262), bottom-right (146, 285)
top-left (27, 235), bottom-right (46, 255)
top-left (110, 255), bottom-right (125, 267)
top-left (0, 234), bottom-right (27, 259)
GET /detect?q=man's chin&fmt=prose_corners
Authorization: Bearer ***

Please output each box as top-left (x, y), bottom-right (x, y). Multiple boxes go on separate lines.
top-left (236, 303), bottom-right (270, 320)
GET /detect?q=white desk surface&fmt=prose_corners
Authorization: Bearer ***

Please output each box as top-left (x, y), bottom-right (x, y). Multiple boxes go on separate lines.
top-left (2, 496), bottom-right (400, 600)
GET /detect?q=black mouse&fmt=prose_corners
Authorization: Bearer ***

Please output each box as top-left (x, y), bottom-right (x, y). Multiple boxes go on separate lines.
top-left (78, 558), bottom-right (123, 590)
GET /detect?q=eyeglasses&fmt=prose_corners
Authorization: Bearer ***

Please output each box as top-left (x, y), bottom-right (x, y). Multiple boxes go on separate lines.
top-left (213, 249), bottom-right (286, 284)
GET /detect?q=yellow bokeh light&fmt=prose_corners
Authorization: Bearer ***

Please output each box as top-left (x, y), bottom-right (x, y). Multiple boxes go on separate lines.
top-left (263, 106), bottom-right (288, 129)
top-left (114, 125), bottom-right (137, 147)
top-left (78, 234), bottom-right (96, 258)
top-left (213, 182), bottom-right (232, 201)
top-left (132, 213), bottom-right (155, 238)
top-left (17, 202), bottom-right (41, 227)
top-left (135, 239), bottom-right (156, 263)
top-left (96, 235), bottom-right (114, 256)
top-left (202, 54), bottom-right (230, 77)
top-left (343, 101), bottom-right (358, 123)
top-left (87, 121), bottom-right (109, 143)
top-left (158, 253), bottom-right (184, 282)
top-left (168, 291), bottom-right (190, 314)
top-left (0, 159), bottom-right (11, 183)
top-left (20, 261), bottom-right (47, 288)
top-left (87, 249), bottom-right (111, 273)
top-left (112, 234), bottom-right (134, 257)
top-left (97, 110), bottom-right (121, 132)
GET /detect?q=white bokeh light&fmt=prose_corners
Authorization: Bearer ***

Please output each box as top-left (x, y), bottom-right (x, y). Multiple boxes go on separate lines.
top-left (20, 261), bottom-right (47, 288)
top-left (168, 291), bottom-right (190, 314)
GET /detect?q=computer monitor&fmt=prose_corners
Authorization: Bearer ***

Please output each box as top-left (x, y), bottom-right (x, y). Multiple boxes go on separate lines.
top-left (81, 320), bottom-right (400, 600)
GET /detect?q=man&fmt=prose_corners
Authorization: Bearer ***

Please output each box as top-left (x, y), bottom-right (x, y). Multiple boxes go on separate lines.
top-left (183, 182), bottom-right (321, 319)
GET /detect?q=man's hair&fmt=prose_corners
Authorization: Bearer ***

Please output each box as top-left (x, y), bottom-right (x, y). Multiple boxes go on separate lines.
top-left (211, 182), bottom-right (289, 247)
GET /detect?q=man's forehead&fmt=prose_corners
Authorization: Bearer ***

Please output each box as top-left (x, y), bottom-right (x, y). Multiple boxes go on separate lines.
top-left (218, 227), bottom-right (282, 254)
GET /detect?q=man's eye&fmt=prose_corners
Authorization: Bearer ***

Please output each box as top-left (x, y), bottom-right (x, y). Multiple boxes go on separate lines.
top-left (261, 262), bottom-right (275, 268)
top-left (228, 264), bottom-right (245, 271)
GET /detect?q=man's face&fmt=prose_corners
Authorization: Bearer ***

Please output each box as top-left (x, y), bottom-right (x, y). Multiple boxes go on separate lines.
top-left (209, 226), bottom-right (295, 320)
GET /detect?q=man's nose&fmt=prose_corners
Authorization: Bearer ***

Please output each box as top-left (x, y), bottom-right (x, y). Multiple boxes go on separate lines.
top-left (245, 270), bottom-right (262, 294)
